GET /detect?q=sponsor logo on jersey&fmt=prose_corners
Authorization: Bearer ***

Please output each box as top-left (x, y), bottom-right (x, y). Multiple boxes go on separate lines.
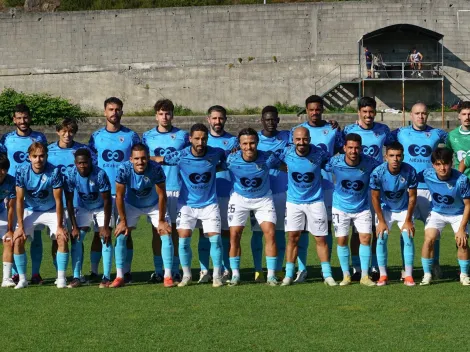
top-left (408, 145), bottom-right (432, 157)
top-left (78, 191), bottom-right (99, 201)
top-left (240, 177), bottom-right (262, 188)
top-left (384, 190), bottom-right (405, 200)
top-left (13, 151), bottom-right (28, 163)
top-left (432, 193), bottom-right (454, 204)
top-left (154, 147), bottom-right (176, 157)
top-left (362, 145), bottom-right (380, 157)
top-left (102, 150), bottom-right (125, 162)
top-left (341, 180), bottom-right (365, 191)
top-left (189, 172), bottom-right (211, 184)
top-left (292, 172), bottom-right (315, 183)
top-left (132, 187), bottom-right (152, 197)
top-left (28, 189), bottom-right (49, 199)
top-left (56, 164), bottom-right (74, 175)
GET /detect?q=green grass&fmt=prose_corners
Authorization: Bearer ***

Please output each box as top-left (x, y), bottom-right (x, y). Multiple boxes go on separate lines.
top-left (1, 220), bottom-right (466, 351)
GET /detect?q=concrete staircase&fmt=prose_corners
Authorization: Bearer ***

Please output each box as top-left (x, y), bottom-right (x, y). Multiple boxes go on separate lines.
top-left (0, 112), bottom-right (458, 144)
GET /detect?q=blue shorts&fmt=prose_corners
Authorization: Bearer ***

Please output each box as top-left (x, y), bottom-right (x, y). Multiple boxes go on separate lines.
top-left (366, 62), bottom-right (372, 70)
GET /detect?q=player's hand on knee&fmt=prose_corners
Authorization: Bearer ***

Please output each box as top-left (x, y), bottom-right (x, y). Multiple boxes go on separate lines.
top-left (157, 221), bottom-right (171, 236)
top-left (71, 227), bottom-right (80, 241)
top-left (56, 227), bottom-right (69, 242)
top-left (455, 230), bottom-right (467, 248)
top-left (13, 228), bottom-right (26, 244)
top-left (2, 230), bottom-right (13, 243)
top-left (376, 222), bottom-right (389, 238)
top-left (114, 221), bottom-right (129, 237)
top-left (401, 221), bottom-right (415, 238)
top-left (100, 226), bottom-right (111, 245)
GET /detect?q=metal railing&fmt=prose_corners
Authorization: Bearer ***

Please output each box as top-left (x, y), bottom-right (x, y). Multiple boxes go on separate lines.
top-left (314, 64), bottom-right (359, 96)
top-left (371, 61), bottom-right (443, 79)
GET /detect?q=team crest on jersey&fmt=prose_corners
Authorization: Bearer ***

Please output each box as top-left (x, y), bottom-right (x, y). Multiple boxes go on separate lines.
top-left (41, 175), bottom-right (47, 183)
top-left (447, 183), bottom-right (454, 190)
top-left (400, 176), bottom-right (406, 183)
top-left (119, 137), bottom-right (125, 143)
top-left (359, 167), bottom-right (365, 174)
top-left (374, 132), bottom-right (380, 138)
top-left (255, 164), bottom-right (263, 171)
top-left (425, 132), bottom-right (431, 138)
top-left (170, 134), bottom-right (176, 139)
top-left (323, 130), bottom-right (329, 135)
top-left (144, 176), bottom-right (150, 183)
top-left (89, 180), bottom-right (95, 186)
top-left (223, 141), bottom-right (228, 146)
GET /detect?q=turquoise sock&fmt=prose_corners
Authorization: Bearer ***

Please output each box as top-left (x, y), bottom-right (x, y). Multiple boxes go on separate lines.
top-left (229, 256), bottom-right (240, 271)
top-left (31, 230), bottom-right (43, 275)
top-left (222, 236), bottom-right (231, 271)
top-left (90, 251), bottom-right (102, 268)
top-left (153, 256), bottom-right (163, 275)
top-left (351, 255), bottom-right (360, 270)
top-left (458, 259), bottom-right (470, 275)
top-left (321, 261), bottom-right (332, 279)
top-left (266, 256), bottom-right (276, 271)
top-left (125, 249), bottom-right (134, 273)
top-left (275, 230), bottom-right (286, 271)
top-left (209, 235), bottom-right (222, 270)
top-left (433, 239), bottom-right (440, 265)
top-left (101, 238), bottom-right (113, 279)
top-left (297, 232), bottom-right (309, 272)
top-left (402, 231), bottom-right (414, 267)
top-left (56, 251), bottom-right (69, 272)
top-left (337, 245), bottom-right (350, 274)
top-left (376, 232), bottom-right (388, 268)
top-left (421, 257), bottom-right (433, 274)
top-left (179, 237), bottom-right (192, 268)
top-left (198, 235), bottom-right (210, 271)
top-left (251, 231), bottom-right (263, 272)
top-left (161, 235), bottom-right (174, 271)
top-left (115, 235), bottom-right (127, 270)
top-left (71, 229), bottom-right (86, 278)
top-left (172, 256), bottom-right (180, 274)
top-left (359, 244), bottom-right (371, 273)
top-left (286, 262), bottom-right (295, 278)
top-left (13, 253), bottom-right (27, 275)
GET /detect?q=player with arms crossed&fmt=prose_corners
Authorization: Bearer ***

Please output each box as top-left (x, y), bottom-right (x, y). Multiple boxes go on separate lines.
top-left (419, 147), bottom-right (470, 286)
top-left (0, 154), bottom-right (18, 288)
top-left (198, 105), bottom-right (238, 284)
top-left (370, 142), bottom-right (418, 286)
top-left (392, 103), bottom-right (447, 278)
top-left (1, 104), bottom-right (48, 285)
top-left (226, 128), bottom-right (282, 286)
top-left (89, 97), bottom-right (140, 283)
top-left (156, 124), bottom-right (225, 288)
top-left (280, 127), bottom-right (336, 286)
top-left (64, 148), bottom-right (112, 288)
top-left (290, 95), bottom-right (343, 282)
top-left (13, 142), bottom-right (68, 289)
top-left (143, 99), bottom-right (188, 284)
top-left (113, 144), bottom-right (172, 288)
top-left (325, 133), bottom-right (380, 286)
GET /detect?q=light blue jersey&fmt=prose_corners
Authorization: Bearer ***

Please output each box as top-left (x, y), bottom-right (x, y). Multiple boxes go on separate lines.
top-left (418, 168), bottom-right (470, 215)
top-left (164, 146), bottom-right (225, 208)
top-left (65, 166), bottom-right (111, 210)
top-left (16, 163), bottom-right (62, 212)
top-left (325, 154), bottom-right (381, 213)
top-left (142, 126), bottom-right (189, 192)
top-left (208, 132), bottom-right (238, 198)
top-left (290, 121), bottom-right (343, 189)
top-left (369, 162), bottom-right (418, 212)
top-left (257, 130), bottom-right (289, 194)
top-left (226, 150), bottom-right (280, 199)
top-left (88, 126), bottom-right (140, 195)
top-left (278, 145), bottom-right (329, 204)
top-left (0, 174), bottom-right (16, 213)
top-left (392, 125), bottom-right (447, 189)
top-left (116, 160), bottom-right (166, 209)
top-left (343, 122), bottom-right (394, 162)
top-left (0, 131), bottom-right (47, 176)
top-left (48, 142), bottom-right (97, 177)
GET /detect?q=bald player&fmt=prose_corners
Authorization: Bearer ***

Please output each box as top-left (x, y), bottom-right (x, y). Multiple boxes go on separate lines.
top-left (392, 103), bottom-right (447, 278)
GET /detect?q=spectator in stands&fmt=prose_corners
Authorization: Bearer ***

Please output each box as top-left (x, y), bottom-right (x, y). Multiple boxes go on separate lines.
top-left (364, 47), bottom-right (372, 78)
top-left (410, 48), bottom-right (423, 71)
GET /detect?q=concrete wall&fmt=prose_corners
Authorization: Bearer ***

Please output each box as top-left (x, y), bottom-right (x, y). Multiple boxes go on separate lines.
top-left (1, 1), bottom-right (470, 111)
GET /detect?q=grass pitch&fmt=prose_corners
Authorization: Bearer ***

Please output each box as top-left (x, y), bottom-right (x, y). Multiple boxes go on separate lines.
top-left (0, 221), bottom-right (466, 351)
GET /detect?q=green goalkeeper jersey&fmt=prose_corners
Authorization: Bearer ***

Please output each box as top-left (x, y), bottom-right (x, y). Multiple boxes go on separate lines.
top-left (446, 126), bottom-right (470, 178)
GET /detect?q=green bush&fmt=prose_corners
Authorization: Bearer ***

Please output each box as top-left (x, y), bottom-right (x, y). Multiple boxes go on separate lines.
top-left (0, 88), bottom-right (88, 126)
top-left (4, 0), bottom-right (23, 7)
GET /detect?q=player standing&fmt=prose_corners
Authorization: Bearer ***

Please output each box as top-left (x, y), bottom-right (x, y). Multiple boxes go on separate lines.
top-left (290, 95), bottom-right (343, 282)
top-left (280, 127), bottom-right (336, 286)
top-left (419, 148), bottom-right (470, 286)
top-left (1, 104), bottom-right (48, 285)
top-left (156, 124), bottom-right (225, 288)
top-left (0, 154), bottom-right (18, 288)
top-left (89, 97), bottom-right (140, 283)
top-left (12, 143), bottom-right (68, 289)
top-left (392, 103), bottom-right (447, 278)
top-left (324, 133), bottom-right (380, 286)
top-left (143, 99), bottom-right (188, 284)
top-left (64, 148), bottom-right (112, 288)
top-left (370, 142), bottom-right (417, 286)
top-left (113, 144), bottom-right (172, 288)
top-left (226, 128), bottom-right (281, 286)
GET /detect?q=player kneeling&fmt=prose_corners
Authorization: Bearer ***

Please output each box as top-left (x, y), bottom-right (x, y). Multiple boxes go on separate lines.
top-left (0, 154), bottom-right (17, 288)
top-left (370, 142), bottom-right (417, 286)
top-left (227, 128), bottom-right (283, 286)
top-left (64, 148), bottom-right (113, 288)
top-left (420, 147), bottom-right (470, 286)
top-left (114, 144), bottom-right (173, 288)
top-left (13, 142), bottom-right (69, 289)
top-left (280, 127), bottom-right (335, 286)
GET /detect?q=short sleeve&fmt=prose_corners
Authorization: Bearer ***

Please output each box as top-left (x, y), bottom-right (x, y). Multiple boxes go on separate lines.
top-left (88, 133), bottom-right (97, 154)
top-left (458, 176), bottom-right (470, 199)
top-left (142, 133), bottom-right (148, 147)
top-left (266, 151), bottom-right (281, 169)
top-left (115, 164), bottom-right (129, 184)
top-left (0, 143), bottom-right (6, 154)
top-left (7, 177), bottom-right (16, 199)
top-left (369, 168), bottom-right (380, 190)
top-left (64, 169), bottom-right (75, 193)
top-left (438, 129), bottom-right (448, 144)
top-left (183, 132), bottom-right (190, 148)
top-left (98, 170), bottom-right (111, 193)
top-left (52, 168), bottom-right (63, 189)
top-left (151, 163), bottom-right (166, 185)
top-left (15, 167), bottom-right (25, 188)
top-left (38, 133), bottom-right (48, 146)
top-left (465, 154), bottom-right (470, 168)
top-left (408, 166), bottom-right (418, 189)
top-left (416, 170), bottom-right (425, 184)
top-left (131, 132), bottom-right (141, 146)
top-left (334, 129), bottom-right (344, 152)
